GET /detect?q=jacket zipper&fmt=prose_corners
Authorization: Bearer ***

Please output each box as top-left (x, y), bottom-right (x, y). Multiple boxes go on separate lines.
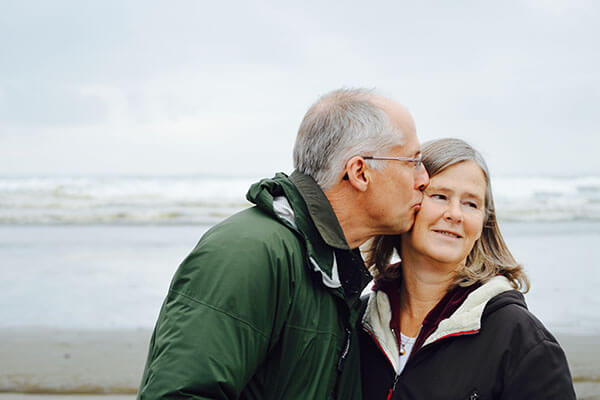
top-left (386, 374), bottom-right (400, 400)
top-left (331, 328), bottom-right (352, 399)
top-left (362, 326), bottom-right (399, 398)
top-left (362, 326), bottom-right (396, 370)
top-left (364, 325), bottom-right (479, 399)
top-left (337, 328), bottom-right (351, 372)
top-left (388, 328), bottom-right (403, 399)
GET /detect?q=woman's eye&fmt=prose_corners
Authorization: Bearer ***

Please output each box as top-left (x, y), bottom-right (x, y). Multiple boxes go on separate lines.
top-left (465, 201), bottom-right (478, 209)
top-left (431, 194), bottom-right (446, 200)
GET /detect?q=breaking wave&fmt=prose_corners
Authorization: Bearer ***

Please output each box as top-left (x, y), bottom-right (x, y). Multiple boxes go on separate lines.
top-left (1, 175), bottom-right (599, 224)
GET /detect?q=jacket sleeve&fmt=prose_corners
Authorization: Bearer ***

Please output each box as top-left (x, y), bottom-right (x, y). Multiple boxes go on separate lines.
top-left (501, 337), bottom-right (577, 400)
top-left (137, 220), bottom-right (296, 399)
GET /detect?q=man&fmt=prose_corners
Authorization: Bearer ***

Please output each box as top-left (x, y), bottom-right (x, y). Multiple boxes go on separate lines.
top-left (137, 88), bottom-right (429, 399)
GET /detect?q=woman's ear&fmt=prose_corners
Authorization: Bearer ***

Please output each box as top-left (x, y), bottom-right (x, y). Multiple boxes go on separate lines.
top-left (344, 156), bottom-right (369, 192)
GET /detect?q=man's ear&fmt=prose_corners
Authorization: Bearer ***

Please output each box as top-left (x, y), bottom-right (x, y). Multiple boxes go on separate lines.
top-left (344, 156), bottom-right (369, 192)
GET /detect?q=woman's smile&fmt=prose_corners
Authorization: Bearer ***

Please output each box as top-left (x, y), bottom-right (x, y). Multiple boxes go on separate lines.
top-left (431, 229), bottom-right (463, 239)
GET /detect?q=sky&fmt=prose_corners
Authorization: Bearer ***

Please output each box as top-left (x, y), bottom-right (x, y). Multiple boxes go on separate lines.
top-left (1, 0), bottom-right (598, 178)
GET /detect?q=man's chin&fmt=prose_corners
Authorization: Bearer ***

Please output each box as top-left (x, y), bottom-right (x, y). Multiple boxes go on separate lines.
top-left (403, 210), bottom-right (419, 233)
top-left (380, 212), bottom-right (418, 235)
top-left (403, 221), bottom-right (416, 234)
top-left (394, 215), bottom-right (416, 235)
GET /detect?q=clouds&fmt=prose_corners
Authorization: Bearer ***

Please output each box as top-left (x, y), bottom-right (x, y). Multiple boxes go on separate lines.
top-left (0, 1), bottom-right (598, 177)
top-left (0, 82), bottom-right (108, 126)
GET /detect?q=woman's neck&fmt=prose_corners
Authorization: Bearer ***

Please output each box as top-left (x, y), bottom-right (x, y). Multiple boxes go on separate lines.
top-left (399, 252), bottom-right (457, 337)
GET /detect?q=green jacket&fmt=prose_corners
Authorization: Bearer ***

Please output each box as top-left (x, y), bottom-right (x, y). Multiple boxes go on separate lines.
top-left (138, 171), bottom-right (370, 399)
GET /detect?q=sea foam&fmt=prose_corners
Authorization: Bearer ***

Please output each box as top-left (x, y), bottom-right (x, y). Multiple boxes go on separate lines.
top-left (1, 175), bottom-right (599, 224)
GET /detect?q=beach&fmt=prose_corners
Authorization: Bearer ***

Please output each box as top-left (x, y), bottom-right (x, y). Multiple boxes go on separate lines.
top-left (0, 329), bottom-right (598, 399)
top-left (1, 212), bottom-right (599, 398)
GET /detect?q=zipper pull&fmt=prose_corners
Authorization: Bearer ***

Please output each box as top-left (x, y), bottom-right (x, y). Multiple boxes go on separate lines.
top-left (387, 374), bottom-right (400, 400)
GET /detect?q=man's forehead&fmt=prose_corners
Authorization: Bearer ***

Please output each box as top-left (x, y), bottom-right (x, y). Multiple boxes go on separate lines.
top-left (389, 141), bottom-right (420, 157)
top-left (372, 95), bottom-right (419, 155)
top-left (399, 131), bottom-right (420, 155)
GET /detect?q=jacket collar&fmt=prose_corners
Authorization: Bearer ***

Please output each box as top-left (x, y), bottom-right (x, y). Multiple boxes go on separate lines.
top-left (375, 277), bottom-right (481, 358)
top-left (423, 276), bottom-right (514, 346)
top-left (246, 172), bottom-right (345, 290)
top-left (288, 171), bottom-right (370, 305)
top-left (362, 275), bottom-right (515, 374)
top-left (289, 170), bottom-right (350, 250)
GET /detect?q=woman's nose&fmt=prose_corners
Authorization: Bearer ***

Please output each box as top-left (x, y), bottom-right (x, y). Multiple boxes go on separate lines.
top-left (444, 201), bottom-right (463, 222)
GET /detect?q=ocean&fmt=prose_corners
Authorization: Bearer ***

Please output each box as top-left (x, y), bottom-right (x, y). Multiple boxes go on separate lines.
top-left (2, 221), bottom-right (599, 335)
top-left (1, 174), bottom-right (599, 334)
top-left (2, 174), bottom-right (600, 225)
top-left (1, 174), bottom-right (600, 334)
top-left (1, 174), bottom-right (599, 396)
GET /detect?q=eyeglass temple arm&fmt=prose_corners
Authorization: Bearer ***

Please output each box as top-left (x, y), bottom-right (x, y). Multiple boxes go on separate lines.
top-left (362, 156), bottom-right (414, 161)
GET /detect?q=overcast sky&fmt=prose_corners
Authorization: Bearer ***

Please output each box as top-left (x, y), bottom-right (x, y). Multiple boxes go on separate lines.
top-left (1, 0), bottom-right (598, 178)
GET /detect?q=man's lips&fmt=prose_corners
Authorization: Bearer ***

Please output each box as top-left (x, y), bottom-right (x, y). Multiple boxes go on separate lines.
top-left (411, 198), bottom-right (423, 210)
top-left (432, 229), bottom-right (463, 239)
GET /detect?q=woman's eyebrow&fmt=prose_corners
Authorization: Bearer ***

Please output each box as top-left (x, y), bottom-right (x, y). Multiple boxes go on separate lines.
top-left (425, 185), bottom-right (450, 193)
top-left (426, 186), bottom-right (483, 200)
top-left (465, 192), bottom-right (484, 201)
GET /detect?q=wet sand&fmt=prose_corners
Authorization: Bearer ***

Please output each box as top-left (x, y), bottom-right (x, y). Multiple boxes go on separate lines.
top-left (0, 328), bottom-right (598, 399)
top-left (0, 329), bottom-right (147, 394)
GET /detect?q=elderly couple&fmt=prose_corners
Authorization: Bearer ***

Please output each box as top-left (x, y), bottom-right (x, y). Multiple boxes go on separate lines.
top-left (137, 89), bottom-right (575, 399)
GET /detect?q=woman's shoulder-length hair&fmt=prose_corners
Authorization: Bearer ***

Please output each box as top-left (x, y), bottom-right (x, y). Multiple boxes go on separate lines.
top-left (365, 138), bottom-right (530, 292)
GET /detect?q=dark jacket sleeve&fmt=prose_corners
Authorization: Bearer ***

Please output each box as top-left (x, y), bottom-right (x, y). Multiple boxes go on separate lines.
top-left (137, 218), bottom-right (296, 399)
top-left (501, 337), bottom-right (576, 400)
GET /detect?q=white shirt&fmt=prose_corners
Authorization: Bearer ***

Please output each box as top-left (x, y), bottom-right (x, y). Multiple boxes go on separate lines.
top-left (397, 332), bottom-right (417, 374)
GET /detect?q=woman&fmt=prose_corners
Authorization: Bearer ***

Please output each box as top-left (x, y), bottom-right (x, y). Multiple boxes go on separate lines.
top-left (360, 138), bottom-right (575, 400)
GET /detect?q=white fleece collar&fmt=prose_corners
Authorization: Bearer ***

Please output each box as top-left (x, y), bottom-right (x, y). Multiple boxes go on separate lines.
top-left (362, 289), bottom-right (401, 373)
top-left (272, 196), bottom-right (341, 289)
top-left (362, 275), bottom-right (514, 373)
top-left (423, 275), bottom-right (514, 346)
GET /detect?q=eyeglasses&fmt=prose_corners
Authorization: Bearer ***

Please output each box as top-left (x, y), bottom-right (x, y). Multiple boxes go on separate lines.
top-left (363, 153), bottom-right (423, 172)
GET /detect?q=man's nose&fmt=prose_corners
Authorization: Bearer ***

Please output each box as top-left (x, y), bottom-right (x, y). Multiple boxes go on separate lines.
top-left (415, 166), bottom-right (430, 191)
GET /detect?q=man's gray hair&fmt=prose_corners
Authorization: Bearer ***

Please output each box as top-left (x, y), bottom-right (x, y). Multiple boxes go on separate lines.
top-left (293, 88), bottom-right (405, 190)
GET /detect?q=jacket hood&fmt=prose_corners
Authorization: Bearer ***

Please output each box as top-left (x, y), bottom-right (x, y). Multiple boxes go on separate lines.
top-left (246, 173), bottom-right (291, 221)
top-left (422, 276), bottom-right (517, 347)
top-left (483, 288), bottom-right (527, 316)
top-left (246, 173), bottom-right (343, 290)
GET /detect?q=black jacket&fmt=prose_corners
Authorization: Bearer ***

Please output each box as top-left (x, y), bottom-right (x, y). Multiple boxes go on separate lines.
top-left (360, 277), bottom-right (576, 400)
